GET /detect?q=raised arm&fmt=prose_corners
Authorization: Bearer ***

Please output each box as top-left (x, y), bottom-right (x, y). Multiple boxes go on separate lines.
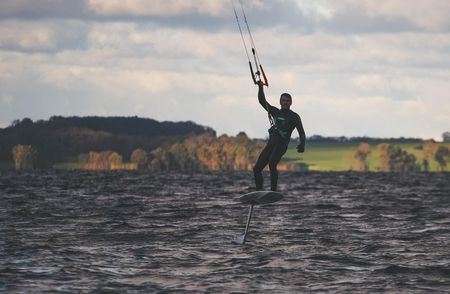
top-left (258, 83), bottom-right (269, 111)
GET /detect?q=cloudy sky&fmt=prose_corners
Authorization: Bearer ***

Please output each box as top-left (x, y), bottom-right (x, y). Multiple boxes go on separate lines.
top-left (1, 0), bottom-right (449, 140)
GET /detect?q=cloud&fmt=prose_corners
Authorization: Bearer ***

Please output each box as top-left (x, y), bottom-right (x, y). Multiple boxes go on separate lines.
top-left (340, 0), bottom-right (450, 31)
top-left (0, 0), bottom-right (232, 31)
top-left (0, 20), bottom-right (88, 52)
top-left (0, 21), bottom-right (57, 51)
top-left (1, 93), bottom-right (14, 106)
top-left (1, 0), bottom-right (449, 34)
top-left (323, 6), bottom-right (417, 34)
top-left (0, 0), bottom-right (86, 20)
top-left (87, 0), bottom-right (227, 17)
top-left (294, 0), bottom-right (450, 33)
top-left (352, 74), bottom-right (387, 92)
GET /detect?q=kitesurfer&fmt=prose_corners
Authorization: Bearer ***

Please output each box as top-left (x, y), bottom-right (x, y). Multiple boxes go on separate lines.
top-left (253, 81), bottom-right (306, 191)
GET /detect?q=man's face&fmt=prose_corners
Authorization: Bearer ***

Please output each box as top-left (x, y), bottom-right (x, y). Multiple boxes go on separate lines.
top-left (280, 95), bottom-right (292, 109)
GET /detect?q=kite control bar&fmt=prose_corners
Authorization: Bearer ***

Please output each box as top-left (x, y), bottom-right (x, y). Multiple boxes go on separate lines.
top-left (232, 0), bottom-right (269, 87)
top-left (248, 50), bottom-right (268, 86)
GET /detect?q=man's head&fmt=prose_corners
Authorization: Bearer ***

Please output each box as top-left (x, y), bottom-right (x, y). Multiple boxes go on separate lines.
top-left (280, 93), bottom-right (292, 109)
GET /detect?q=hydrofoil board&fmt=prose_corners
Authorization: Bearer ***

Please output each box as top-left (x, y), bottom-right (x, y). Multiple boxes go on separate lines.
top-left (239, 191), bottom-right (283, 205)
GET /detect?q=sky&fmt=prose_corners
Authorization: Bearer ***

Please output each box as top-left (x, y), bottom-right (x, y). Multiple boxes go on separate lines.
top-left (1, 0), bottom-right (449, 140)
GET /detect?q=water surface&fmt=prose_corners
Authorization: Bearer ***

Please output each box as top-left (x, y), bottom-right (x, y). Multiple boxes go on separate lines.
top-left (1, 171), bottom-right (450, 292)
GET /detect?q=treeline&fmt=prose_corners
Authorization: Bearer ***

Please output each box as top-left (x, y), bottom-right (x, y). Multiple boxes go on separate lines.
top-left (307, 132), bottom-right (450, 144)
top-left (68, 132), bottom-right (302, 172)
top-left (309, 135), bottom-right (425, 143)
top-left (0, 116), bottom-right (214, 167)
top-left (77, 151), bottom-right (132, 170)
top-left (52, 133), bottom-right (267, 171)
top-left (129, 132), bottom-right (304, 172)
top-left (351, 141), bottom-right (450, 172)
top-left (8, 133), bottom-right (273, 172)
top-left (4, 116), bottom-right (450, 172)
top-left (132, 132), bottom-right (264, 171)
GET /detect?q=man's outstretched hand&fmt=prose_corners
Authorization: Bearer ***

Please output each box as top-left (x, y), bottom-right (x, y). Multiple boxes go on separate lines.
top-left (297, 144), bottom-right (305, 153)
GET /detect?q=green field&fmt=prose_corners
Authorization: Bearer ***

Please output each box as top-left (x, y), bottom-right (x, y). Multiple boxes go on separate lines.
top-left (285, 141), bottom-right (450, 172)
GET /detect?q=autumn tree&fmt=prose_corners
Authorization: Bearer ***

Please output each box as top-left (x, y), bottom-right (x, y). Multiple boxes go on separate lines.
top-left (77, 151), bottom-right (123, 170)
top-left (422, 140), bottom-right (440, 163)
top-left (146, 132), bottom-right (266, 172)
top-left (377, 144), bottom-right (391, 171)
top-left (148, 148), bottom-right (169, 171)
top-left (351, 142), bottom-right (371, 171)
top-left (108, 152), bottom-right (122, 168)
top-left (11, 144), bottom-right (37, 170)
top-left (377, 143), bottom-right (419, 172)
top-left (435, 145), bottom-right (450, 171)
top-left (130, 148), bottom-right (148, 170)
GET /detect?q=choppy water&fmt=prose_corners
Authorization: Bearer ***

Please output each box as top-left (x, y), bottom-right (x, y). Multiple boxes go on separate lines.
top-left (1, 171), bottom-right (450, 293)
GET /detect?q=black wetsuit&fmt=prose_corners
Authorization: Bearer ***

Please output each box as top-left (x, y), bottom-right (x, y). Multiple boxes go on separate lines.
top-left (253, 85), bottom-right (306, 191)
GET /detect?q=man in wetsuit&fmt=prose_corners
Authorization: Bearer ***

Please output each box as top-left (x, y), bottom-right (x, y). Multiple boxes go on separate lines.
top-left (253, 81), bottom-right (306, 191)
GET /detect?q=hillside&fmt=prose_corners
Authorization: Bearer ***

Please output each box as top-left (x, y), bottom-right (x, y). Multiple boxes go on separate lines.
top-left (0, 116), bottom-right (215, 167)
